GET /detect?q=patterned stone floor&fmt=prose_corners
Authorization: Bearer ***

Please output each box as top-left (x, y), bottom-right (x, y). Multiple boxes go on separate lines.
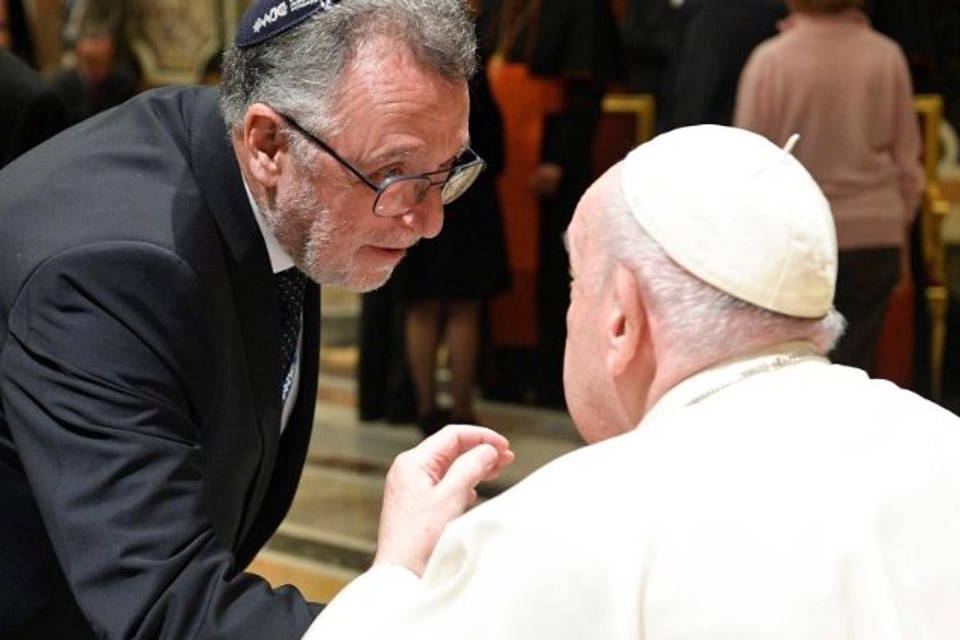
top-left (266, 391), bottom-right (581, 569)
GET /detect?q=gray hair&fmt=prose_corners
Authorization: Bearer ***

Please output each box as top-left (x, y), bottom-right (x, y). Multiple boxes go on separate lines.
top-left (595, 179), bottom-right (846, 358)
top-left (220, 0), bottom-right (476, 157)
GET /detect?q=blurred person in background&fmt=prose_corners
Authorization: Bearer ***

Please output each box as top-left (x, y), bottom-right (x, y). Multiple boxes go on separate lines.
top-left (478, 0), bottom-right (622, 408)
top-left (51, 26), bottom-right (137, 124)
top-left (399, 41), bottom-right (511, 436)
top-left (52, 0), bottom-right (137, 124)
top-left (735, 0), bottom-right (924, 372)
top-left (663, 0), bottom-right (786, 130)
top-left (619, 0), bottom-right (682, 126)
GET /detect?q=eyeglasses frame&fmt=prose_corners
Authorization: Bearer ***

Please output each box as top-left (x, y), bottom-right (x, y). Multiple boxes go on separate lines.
top-left (273, 110), bottom-right (485, 216)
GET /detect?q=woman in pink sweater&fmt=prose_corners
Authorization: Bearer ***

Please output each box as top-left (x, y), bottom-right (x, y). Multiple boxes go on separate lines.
top-left (734, 0), bottom-right (924, 372)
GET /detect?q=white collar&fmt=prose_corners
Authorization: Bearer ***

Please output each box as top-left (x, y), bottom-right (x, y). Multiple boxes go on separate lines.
top-left (242, 177), bottom-right (295, 274)
top-left (641, 341), bottom-right (829, 427)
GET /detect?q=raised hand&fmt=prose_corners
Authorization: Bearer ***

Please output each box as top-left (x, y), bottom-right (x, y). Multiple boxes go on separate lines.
top-left (373, 424), bottom-right (515, 576)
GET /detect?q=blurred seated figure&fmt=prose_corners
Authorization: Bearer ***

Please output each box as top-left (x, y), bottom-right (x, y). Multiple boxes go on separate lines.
top-left (51, 24), bottom-right (137, 124)
top-left (306, 125), bottom-right (960, 640)
top-left (735, 0), bottom-right (924, 372)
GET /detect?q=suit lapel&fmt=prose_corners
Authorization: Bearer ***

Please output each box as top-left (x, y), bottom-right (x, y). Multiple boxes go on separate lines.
top-left (236, 283), bottom-right (320, 564)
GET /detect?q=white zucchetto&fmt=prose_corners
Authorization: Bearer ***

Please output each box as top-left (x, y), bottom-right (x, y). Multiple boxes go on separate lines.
top-left (620, 125), bottom-right (837, 318)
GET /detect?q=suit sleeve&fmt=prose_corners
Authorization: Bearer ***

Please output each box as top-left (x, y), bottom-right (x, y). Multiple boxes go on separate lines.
top-left (0, 242), bottom-right (317, 639)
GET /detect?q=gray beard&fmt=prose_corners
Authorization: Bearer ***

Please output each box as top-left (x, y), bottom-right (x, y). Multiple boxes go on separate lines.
top-left (261, 180), bottom-right (396, 292)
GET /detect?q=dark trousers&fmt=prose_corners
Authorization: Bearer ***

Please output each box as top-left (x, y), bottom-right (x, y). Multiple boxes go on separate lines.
top-left (830, 247), bottom-right (901, 371)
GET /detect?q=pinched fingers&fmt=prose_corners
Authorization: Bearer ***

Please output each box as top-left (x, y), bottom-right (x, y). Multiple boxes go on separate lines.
top-left (415, 425), bottom-right (513, 484)
top-left (435, 443), bottom-right (499, 508)
top-left (374, 429), bottom-right (514, 575)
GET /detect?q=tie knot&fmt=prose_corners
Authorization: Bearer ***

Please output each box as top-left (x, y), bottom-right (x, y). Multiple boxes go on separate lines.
top-left (275, 267), bottom-right (307, 302)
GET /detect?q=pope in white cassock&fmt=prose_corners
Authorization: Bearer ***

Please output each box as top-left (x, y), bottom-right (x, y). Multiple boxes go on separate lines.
top-left (305, 125), bottom-right (960, 639)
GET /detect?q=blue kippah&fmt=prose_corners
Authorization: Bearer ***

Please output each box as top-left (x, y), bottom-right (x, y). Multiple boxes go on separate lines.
top-left (236, 0), bottom-right (342, 48)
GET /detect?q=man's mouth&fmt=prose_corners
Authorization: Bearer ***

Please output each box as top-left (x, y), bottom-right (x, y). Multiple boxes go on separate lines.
top-left (367, 244), bottom-right (409, 259)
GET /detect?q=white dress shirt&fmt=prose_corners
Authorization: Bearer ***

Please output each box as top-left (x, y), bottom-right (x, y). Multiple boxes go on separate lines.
top-left (244, 179), bottom-right (300, 433)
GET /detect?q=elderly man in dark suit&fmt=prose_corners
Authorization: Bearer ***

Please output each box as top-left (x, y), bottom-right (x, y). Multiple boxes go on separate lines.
top-left (0, 1), bottom-right (512, 638)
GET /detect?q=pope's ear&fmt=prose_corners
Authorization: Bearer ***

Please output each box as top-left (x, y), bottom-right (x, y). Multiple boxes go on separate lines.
top-left (606, 263), bottom-right (644, 377)
top-left (239, 104), bottom-right (288, 188)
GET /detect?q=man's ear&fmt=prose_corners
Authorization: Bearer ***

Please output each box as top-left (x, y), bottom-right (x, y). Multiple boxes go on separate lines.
top-left (239, 104), bottom-right (288, 189)
top-left (606, 263), bottom-right (645, 377)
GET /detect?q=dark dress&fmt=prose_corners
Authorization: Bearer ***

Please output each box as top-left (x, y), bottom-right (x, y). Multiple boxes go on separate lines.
top-left (397, 68), bottom-right (510, 303)
top-left (356, 64), bottom-right (511, 423)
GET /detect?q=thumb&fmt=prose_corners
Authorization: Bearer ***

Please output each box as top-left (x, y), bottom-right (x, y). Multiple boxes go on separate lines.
top-left (436, 443), bottom-right (499, 505)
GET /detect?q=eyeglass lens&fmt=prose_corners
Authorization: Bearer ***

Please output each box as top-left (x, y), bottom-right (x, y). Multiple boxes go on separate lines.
top-left (441, 162), bottom-right (484, 203)
top-left (374, 178), bottom-right (431, 216)
top-left (373, 161), bottom-right (484, 216)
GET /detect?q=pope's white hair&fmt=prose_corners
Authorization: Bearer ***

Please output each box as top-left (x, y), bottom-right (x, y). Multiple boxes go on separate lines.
top-left (595, 177), bottom-right (845, 359)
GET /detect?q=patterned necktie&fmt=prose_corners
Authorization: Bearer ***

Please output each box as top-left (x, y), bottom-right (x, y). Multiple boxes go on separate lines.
top-left (274, 267), bottom-right (307, 402)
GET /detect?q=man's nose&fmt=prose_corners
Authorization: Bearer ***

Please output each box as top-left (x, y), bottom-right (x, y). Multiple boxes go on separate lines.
top-left (400, 190), bottom-right (444, 239)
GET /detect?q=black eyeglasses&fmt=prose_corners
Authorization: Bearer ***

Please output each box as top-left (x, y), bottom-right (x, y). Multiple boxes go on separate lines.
top-left (275, 111), bottom-right (486, 217)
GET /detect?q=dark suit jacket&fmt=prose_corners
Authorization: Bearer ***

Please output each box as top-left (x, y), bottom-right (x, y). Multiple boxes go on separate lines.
top-left (0, 86), bottom-right (321, 639)
top-left (0, 47), bottom-right (67, 169)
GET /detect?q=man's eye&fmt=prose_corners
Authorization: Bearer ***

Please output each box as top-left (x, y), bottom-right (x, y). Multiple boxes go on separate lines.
top-left (371, 165), bottom-right (404, 182)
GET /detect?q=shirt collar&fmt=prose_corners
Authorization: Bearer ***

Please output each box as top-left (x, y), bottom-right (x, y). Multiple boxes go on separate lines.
top-left (242, 176), bottom-right (296, 274)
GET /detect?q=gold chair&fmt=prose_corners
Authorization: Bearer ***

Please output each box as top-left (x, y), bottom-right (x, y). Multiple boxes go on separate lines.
top-left (914, 94), bottom-right (950, 401)
top-left (592, 93), bottom-right (656, 179)
top-left (602, 94), bottom-right (656, 144)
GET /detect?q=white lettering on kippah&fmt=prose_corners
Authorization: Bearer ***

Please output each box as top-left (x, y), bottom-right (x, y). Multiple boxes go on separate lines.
top-left (289, 0), bottom-right (320, 11)
top-left (252, 1), bottom-right (290, 34)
